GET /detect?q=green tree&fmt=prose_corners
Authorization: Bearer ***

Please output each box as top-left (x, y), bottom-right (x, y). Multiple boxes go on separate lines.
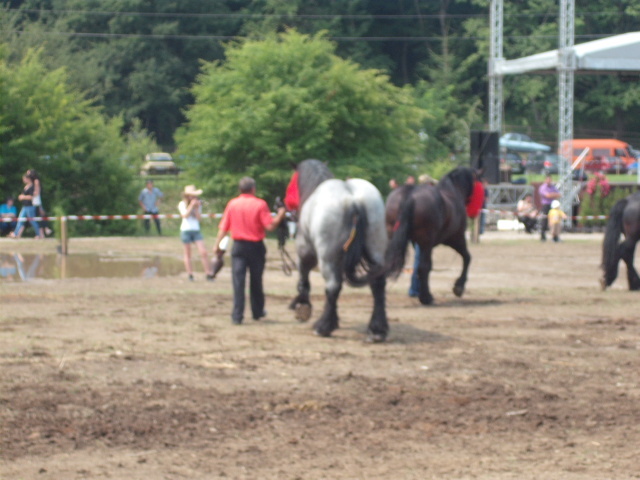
top-left (176, 30), bottom-right (427, 202)
top-left (0, 47), bottom-right (143, 235)
top-left (2, 0), bottom-right (242, 148)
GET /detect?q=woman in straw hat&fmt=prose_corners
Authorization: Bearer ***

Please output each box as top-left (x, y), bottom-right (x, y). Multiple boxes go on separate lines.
top-left (178, 185), bottom-right (214, 281)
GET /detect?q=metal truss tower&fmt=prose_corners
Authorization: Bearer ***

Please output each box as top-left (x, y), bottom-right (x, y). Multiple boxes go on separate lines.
top-left (488, 0), bottom-right (503, 133)
top-left (488, 0), bottom-right (577, 219)
top-left (557, 0), bottom-right (576, 215)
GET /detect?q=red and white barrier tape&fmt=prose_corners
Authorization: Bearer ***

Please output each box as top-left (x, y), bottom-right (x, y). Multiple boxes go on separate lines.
top-left (0, 209), bottom-right (610, 223)
top-left (1, 213), bottom-right (224, 222)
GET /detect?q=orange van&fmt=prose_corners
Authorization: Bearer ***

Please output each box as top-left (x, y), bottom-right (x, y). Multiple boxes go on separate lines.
top-left (561, 139), bottom-right (636, 167)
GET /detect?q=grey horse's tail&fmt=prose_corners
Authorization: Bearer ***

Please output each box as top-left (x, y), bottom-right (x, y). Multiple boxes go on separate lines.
top-left (602, 197), bottom-right (627, 288)
top-left (343, 204), bottom-right (377, 287)
top-left (384, 192), bottom-right (415, 280)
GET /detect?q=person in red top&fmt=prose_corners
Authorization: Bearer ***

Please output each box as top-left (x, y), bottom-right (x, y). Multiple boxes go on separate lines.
top-left (214, 177), bottom-right (286, 325)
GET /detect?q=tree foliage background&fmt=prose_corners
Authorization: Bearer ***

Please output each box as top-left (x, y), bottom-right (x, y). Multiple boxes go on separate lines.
top-left (176, 31), bottom-right (427, 203)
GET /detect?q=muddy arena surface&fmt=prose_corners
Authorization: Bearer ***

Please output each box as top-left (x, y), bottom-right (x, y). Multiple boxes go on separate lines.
top-left (1, 233), bottom-right (639, 480)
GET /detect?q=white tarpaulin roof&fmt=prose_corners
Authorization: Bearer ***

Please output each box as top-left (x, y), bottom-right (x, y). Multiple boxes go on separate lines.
top-left (495, 32), bottom-right (640, 75)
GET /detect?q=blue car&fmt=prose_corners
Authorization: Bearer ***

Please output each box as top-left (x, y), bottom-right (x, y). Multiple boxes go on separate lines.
top-left (500, 133), bottom-right (551, 153)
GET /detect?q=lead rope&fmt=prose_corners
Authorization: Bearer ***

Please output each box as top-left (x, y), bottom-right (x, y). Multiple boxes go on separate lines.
top-left (276, 216), bottom-right (297, 276)
top-left (279, 244), bottom-right (297, 276)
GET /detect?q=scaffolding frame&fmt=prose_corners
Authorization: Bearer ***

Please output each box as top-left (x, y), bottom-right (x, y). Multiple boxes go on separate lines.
top-left (488, 0), bottom-right (576, 219)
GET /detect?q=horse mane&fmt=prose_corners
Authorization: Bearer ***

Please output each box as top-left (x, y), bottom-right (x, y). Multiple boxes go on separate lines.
top-left (439, 167), bottom-right (475, 201)
top-left (297, 159), bottom-right (334, 206)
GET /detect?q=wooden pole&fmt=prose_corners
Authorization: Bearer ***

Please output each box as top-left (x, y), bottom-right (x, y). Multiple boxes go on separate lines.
top-left (60, 216), bottom-right (68, 255)
top-left (471, 216), bottom-right (480, 243)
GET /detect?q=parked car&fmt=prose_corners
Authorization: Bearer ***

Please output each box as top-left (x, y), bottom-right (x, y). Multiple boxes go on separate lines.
top-left (527, 152), bottom-right (589, 180)
top-left (140, 152), bottom-right (179, 175)
top-left (584, 156), bottom-right (627, 174)
top-left (527, 152), bottom-right (559, 174)
top-left (500, 151), bottom-right (526, 174)
top-left (500, 133), bottom-right (551, 153)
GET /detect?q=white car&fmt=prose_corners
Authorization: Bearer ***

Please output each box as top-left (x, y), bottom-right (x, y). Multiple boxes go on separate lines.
top-left (140, 152), bottom-right (179, 175)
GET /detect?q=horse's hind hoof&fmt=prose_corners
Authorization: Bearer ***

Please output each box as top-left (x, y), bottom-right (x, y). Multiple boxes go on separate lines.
top-left (295, 304), bottom-right (312, 322)
top-left (453, 285), bottom-right (464, 297)
top-left (599, 277), bottom-right (607, 291)
top-left (419, 295), bottom-right (434, 305)
top-left (366, 331), bottom-right (387, 343)
top-left (314, 328), bottom-right (332, 337)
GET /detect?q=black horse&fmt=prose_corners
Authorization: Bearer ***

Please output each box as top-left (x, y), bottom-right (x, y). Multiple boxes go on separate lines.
top-left (601, 191), bottom-right (640, 290)
top-left (384, 167), bottom-right (478, 305)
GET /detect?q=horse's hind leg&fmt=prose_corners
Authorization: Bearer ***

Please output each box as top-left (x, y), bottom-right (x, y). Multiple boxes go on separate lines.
top-left (367, 273), bottom-right (388, 342)
top-left (620, 239), bottom-right (640, 290)
top-left (290, 250), bottom-right (317, 322)
top-left (313, 265), bottom-right (342, 337)
top-left (417, 247), bottom-right (434, 305)
top-left (446, 235), bottom-right (471, 298)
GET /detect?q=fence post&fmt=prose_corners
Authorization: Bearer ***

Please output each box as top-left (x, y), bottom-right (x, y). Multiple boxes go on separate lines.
top-left (471, 216), bottom-right (480, 243)
top-left (60, 216), bottom-right (69, 255)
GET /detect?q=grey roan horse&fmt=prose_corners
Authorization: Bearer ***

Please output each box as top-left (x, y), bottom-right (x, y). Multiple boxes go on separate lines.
top-left (285, 159), bottom-right (389, 342)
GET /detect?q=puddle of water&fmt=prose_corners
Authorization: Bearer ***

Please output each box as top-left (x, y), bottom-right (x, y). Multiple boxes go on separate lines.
top-left (0, 253), bottom-right (187, 281)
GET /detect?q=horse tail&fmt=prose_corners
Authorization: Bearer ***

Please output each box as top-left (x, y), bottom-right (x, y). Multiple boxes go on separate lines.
top-left (601, 197), bottom-right (627, 287)
top-left (384, 194), bottom-right (415, 280)
top-left (343, 204), bottom-right (374, 287)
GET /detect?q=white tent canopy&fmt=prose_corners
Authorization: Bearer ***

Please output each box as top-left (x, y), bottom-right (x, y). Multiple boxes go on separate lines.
top-left (495, 31), bottom-right (640, 75)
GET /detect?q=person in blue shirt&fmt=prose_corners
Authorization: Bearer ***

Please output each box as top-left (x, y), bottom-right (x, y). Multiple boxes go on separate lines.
top-left (0, 196), bottom-right (18, 236)
top-left (138, 180), bottom-right (164, 235)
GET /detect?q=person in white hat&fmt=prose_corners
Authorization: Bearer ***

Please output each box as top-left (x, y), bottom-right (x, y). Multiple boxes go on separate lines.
top-left (178, 185), bottom-right (214, 281)
top-left (547, 199), bottom-right (567, 242)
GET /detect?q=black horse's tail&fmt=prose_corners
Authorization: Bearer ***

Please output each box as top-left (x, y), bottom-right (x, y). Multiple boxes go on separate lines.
top-left (343, 204), bottom-right (376, 287)
top-left (384, 194), bottom-right (415, 280)
top-left (602, 197), bottom-right (627, 288)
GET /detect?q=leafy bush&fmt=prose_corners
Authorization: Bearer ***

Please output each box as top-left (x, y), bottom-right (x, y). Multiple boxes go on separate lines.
top-left (176, 30), bottom-right (427, 203)
top-left (578, 183), bottom-right (630, 229)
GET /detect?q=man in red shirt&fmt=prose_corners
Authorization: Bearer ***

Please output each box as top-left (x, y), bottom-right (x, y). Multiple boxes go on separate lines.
top-left (214, 177), bottom-right (287, 325)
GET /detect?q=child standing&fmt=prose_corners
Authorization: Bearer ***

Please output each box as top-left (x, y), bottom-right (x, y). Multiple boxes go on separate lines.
top-left (548, 200), bottom-right (567, 243)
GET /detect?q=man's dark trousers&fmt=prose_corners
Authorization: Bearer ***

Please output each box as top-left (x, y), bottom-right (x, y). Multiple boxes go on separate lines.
top-left (231, 240), bottom-right (266, 322)
top-left (144, 210), bottom-right (162, 235)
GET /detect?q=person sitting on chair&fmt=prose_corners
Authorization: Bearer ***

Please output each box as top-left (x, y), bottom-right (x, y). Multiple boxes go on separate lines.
top-left (516, 193), bottom-right (538, 234)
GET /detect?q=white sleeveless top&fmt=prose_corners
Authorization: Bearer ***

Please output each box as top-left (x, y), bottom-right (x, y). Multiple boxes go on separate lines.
top-left (178, 200), bottom-right (201, 232)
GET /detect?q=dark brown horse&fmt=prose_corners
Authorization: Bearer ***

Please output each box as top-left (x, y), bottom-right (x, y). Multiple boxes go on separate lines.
top-left (601, 191), bottom-right (640, 290)
top-left (384, 167), bottom-right (478, 305)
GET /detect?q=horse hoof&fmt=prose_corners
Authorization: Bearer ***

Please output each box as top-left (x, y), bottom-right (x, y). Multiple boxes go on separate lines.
top-left (599, 277), bottom-right (607, 291)
top-left (366, 331), bottom-right (387, 343)
top-left (314, 328), bottom-right (332, 337)
top-left (419, 296), bottom-right (434, 305)
top-left (295, 303), bottom-right (312, 322)
top-left (453, 285), bottom-right (464, 297)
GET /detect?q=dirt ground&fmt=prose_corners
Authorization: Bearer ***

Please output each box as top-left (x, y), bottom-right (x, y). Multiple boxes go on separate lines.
top-left (1, 232), bottom-right (639, 480)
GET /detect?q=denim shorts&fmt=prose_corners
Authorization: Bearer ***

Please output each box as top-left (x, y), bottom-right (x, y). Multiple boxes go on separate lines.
top-left (181, 230), bottom-right (203, 244)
